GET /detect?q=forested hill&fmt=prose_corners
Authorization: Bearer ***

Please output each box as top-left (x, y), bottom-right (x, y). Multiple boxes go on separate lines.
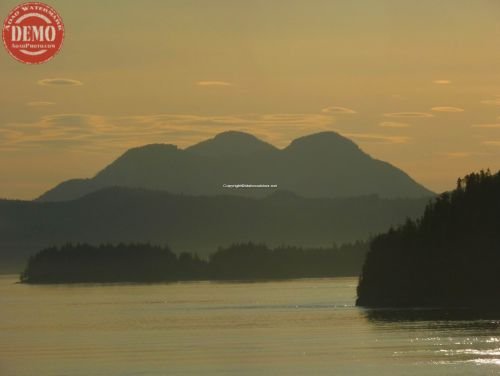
top-left (0, 187), bottom-right (430, 272)
top-left (357, 170), bottom-right (500, 308)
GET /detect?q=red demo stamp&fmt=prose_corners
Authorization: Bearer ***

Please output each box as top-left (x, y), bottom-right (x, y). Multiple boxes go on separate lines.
top-left (2, 2), bottom-right (64, 64)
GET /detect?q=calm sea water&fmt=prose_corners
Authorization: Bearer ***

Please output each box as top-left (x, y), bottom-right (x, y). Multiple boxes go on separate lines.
top-left (1, 275), bottom-right (500, 375)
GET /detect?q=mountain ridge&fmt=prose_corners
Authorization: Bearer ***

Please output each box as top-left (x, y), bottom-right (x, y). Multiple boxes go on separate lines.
top-left (1, 186), bottom-right (431, 272)
top-left (37, 131), bottom-right (434, 202)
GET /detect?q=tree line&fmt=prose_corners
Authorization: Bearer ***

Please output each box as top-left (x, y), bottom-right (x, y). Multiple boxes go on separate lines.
top-left (357, 170), bottom-right (500, 308)
top-left (21, 241), bottom-right (367, 283)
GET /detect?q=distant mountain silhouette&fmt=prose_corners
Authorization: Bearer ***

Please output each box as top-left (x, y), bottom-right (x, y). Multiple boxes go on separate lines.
top-left (186, 131), bottom-right (277, 156)
top-left (37, 131), bottom-right (433, 201)
top-left (0, 187), bottom-right (430, 272)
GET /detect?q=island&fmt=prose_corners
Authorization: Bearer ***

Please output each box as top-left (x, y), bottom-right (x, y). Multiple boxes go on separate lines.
top-left (20, 241), bottom-right (367, 283)
top-left (356, 170), bottom-right (500, 308)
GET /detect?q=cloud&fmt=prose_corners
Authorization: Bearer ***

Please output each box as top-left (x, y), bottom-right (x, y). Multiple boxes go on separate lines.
top-left (472, 123), bottom-right (500, 128)
top-left (483, 141), bottom-right (500, 146)
top-left (26, 101), bottom-right (56, 106)
top-left (0, 112), bottom-right (336, 151)
top-left (343, 133), bottom-right (410, 144)
top-left (384, 112), bottom-right (434, 118)
top-left (37, 78), bottom-right (83, 86)
top-left (196, 81), bottom-right (232, 87)
top-left (3, 111), bottom-right (420, 153)
top-left (440, 152), bottom-right (471, 158)
top-left (379, 121), bottom-right (411, 128)
top-left (480, 98), bottom-right (500, 106)
top-left (431, 106), bottom-right (464, 113)
top-left (321, 106), bottom-right (356, 115)
top-left (433, 80), bottom-right (451, 85)
top-left (42, 114), bottom-right (107, 128)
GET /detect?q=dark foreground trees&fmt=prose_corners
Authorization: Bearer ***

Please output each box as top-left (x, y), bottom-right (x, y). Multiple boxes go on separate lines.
top-left (21, 241), bottom-right (367, 283)
top-left (357, 170), bottom-right (500, 308)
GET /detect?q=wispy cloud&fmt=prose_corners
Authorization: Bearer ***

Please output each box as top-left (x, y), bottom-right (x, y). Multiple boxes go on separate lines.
top-left (0, 112), bottom-right (336, 151)
top-left (483, 141), bottom-right (500, 146)
top-left (344, 133), bottom-right (410, 144)
top-left (480, 98), bottom-right (500, 106)
top-left (440, 152), bottom-right (471, 158)
top-left (26, 101), bottom-right (56, 106)
top-left (472, 123), bottom-right (500, 128)
top-left (37, 78), bottom-right (83, 86)
top-left (321, 106), bottom-right (356, 115)
top-left (2, 109), bottom-right (421, 152)
top-left (43, 114), bottom-right (106, 128)
top-left (433, 80), bottom-right (451, 85)
top-left (196, 81), bottom-right (232, 87)
top-left (379, 121), bottom-right (411, 128)
top-left (431, 106), bottom-right (464, 113)
top-left (384, 112), bottom-right (434, 118)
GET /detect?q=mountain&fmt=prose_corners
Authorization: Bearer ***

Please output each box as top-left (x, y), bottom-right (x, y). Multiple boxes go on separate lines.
top-left (37, 131), bottom-right (433, 201)
top-left (186, 130), bottom-right (277, 156)
top-left (0, 187), bottom-right (430, 272)
top-left (357, 170), bottom-right (500, 308)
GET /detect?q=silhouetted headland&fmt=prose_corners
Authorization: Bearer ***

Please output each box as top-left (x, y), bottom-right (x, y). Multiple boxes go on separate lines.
top-left (357, 170), bottom-right (500, 308)
top-left (20, 241), bottom-right (367, 284)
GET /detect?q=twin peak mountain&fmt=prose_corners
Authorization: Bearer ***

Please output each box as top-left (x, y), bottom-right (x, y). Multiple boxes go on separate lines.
top-left (38, 131), bottom-right (433, 202)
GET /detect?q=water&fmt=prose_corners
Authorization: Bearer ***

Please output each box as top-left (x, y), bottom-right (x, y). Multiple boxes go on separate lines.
top-left (1, 275), bottom-right (500, 375)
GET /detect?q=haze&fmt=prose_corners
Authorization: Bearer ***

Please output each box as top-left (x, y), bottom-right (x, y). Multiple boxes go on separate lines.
top-left (1, 0), bottom-right (500, 199)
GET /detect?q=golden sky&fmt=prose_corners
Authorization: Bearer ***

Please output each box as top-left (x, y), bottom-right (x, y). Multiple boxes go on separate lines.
top-left (1, 0), bottom-right (500, 199)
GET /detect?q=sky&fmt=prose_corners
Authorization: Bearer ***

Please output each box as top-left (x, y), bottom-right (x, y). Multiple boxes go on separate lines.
top-left (1, 0), bottom-right (500, 199)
